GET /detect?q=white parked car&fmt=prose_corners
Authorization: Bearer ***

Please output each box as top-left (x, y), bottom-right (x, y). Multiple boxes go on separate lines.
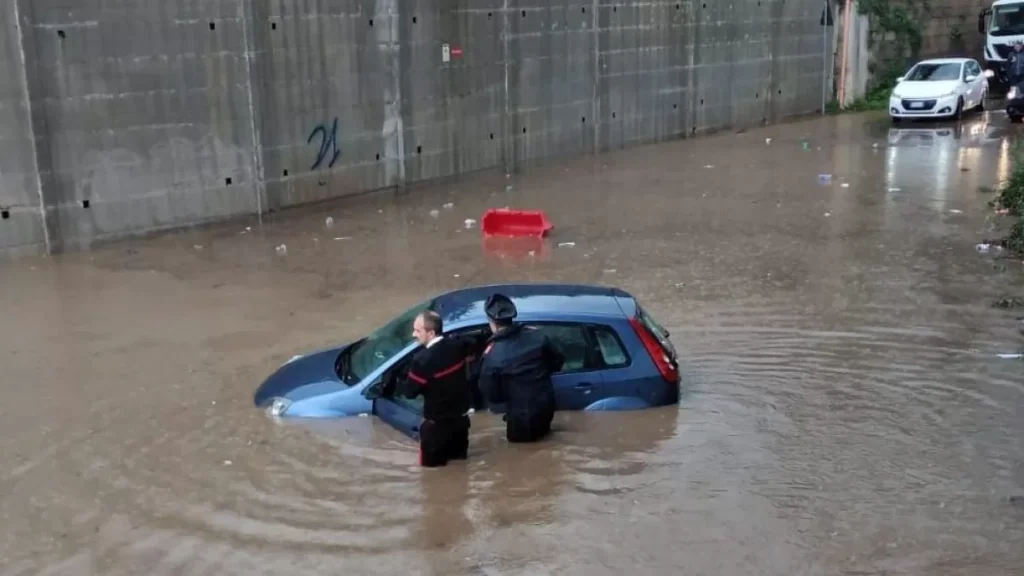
top-left (888, 58), bottom-right (988, 123)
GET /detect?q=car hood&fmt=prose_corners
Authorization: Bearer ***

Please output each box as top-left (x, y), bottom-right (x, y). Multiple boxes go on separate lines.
top-left (253, 344), bottom-right (351, 407)
top-left (893, 81), bottom-right (959, 99)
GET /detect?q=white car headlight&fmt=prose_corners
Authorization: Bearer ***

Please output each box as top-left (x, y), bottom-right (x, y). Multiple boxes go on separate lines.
top-left (1010, 86), bottom-right (1021, 100)
top-left (268, 397), bottom-right (292, 417)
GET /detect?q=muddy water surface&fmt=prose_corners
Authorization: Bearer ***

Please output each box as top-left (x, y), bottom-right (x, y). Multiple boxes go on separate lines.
top-left (2, 113), bottom-right (1023, 575)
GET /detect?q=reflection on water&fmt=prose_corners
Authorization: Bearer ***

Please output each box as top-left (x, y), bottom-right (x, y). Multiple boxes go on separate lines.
top-left (1, 112), bottom-right (1023, 575)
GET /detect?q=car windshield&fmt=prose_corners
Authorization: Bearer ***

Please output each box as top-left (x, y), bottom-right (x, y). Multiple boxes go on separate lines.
top-left (341, 299), bottom-right (434, 384)
top-left (904, 63), bottom-right (962, 81)
top-left (991, 4), bottom-right (1024, 36)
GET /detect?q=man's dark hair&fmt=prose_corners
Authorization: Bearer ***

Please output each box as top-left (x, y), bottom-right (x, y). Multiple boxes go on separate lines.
top-left (419, 310), bottom-right (443, 334)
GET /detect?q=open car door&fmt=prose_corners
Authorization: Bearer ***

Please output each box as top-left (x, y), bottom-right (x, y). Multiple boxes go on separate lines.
top-left (364, 356), bottom-right (423, 439)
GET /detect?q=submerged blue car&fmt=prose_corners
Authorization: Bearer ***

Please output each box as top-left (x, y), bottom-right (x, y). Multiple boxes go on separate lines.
top-left (253, 283), bottom-right (680, 438)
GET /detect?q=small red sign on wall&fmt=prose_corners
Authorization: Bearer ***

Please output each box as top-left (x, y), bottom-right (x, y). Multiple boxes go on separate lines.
top-left (451, 46), bottom-right (463, 58)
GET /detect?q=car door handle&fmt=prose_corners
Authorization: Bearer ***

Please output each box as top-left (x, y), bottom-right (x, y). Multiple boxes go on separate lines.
top-left (574, 382), bottom-right (593, 389)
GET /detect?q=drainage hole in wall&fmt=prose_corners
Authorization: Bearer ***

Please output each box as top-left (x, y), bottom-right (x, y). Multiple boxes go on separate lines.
top-left (581, 116), bottom-right (586, 123)
top-left (755, 93), bottom-right (759, 99)
top-left (700, 98), bottom-right (704, 105)
top-left (522, 10), bottom-right (526, 17)
top-left (57, 30), bottom-right (66, 39)
top-left (1, 210), bottom-right (9, 220)
top-left (581, 6), bottom-right (586, 13)
top-left (369, 18), bottom-right (373, 27)
top-left (488, 12), bottom-right (493, 18)
top-left (673, 103), bottom-right (678, 109)
top-left (412, 16), bottom-right (417, 23)
top-left (702, 3), bottom-right (706, 7)
top-left (82, 200), bottom-right (90, 209)
top-left (271, 22), bottom-right (277, 30)
top-left (778, 89), bottom-right (782, 94)
top-left (691, 127), bottom-right (697, 135)
top-left (489, 133), bottom-right (494, 140)
top-left (612, 112), bottom-right (616, 118)
top-left (209, 22), bottom-right (216, 30)
top-left (522, 127), bottom-right (527, 134)
top-left (676, 3), bottom-right (681, 9)
top-left (225, 177), bottom-right (232, 185)
top-left (283, 169), bottom-right (289, 176)
top-left (417, 145), bottom-right (422, 154)
top-left (613, 5), bottom-right (617, 12)
top-left (376, 153), bottom-right (381, 160)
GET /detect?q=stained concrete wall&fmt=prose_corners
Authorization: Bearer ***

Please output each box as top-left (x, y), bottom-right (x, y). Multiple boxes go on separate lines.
top-left (0, 0), bottom-right (833, 255)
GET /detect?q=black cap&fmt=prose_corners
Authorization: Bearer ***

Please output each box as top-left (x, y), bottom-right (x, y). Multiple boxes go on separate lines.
top-left (485, 293), bottom-right (517, 322)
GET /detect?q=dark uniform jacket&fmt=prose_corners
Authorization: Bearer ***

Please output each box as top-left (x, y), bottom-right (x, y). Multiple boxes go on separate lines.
top-left (401, 336), bottom-right (474, 421)
top-left (1010, 51), bottom-right (1024, 83)
top-left (478, 325), bottom-right (564, 420)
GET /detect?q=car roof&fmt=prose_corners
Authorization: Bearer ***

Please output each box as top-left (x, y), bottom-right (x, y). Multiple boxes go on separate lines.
top-left (432, 283), bottom-right (634, 326)
top-left (915, 58), bottom-right (970, 65)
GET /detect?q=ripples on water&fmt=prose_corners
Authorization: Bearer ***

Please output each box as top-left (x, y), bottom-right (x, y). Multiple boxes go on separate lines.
top-left (3, 115), bottom-right (1024, 575)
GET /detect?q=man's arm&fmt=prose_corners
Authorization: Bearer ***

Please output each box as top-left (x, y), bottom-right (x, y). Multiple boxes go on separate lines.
top-left (401, 354), bottom-right (430, 399)
top-left (541, 336), bottom-right (565, 373)
top-left (478, 351), bottom-right (504, 406)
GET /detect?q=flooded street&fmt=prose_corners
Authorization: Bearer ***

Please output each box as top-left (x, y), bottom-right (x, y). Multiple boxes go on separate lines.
top-left (2, 112), bottom-right (1023, 575)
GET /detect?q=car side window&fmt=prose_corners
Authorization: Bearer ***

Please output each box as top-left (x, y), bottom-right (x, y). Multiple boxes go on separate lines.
top-left (522, 323), bottom-right (591, 373)
top-left (590, 325), bottom-right (630, 368)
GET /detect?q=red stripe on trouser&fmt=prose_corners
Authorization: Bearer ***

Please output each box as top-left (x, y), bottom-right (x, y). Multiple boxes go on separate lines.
top-left (408, 371), bottom-right (428, 385)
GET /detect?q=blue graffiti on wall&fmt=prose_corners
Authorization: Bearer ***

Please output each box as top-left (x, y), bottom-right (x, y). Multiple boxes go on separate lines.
top-left (307, 118), bottom-right (341, 170)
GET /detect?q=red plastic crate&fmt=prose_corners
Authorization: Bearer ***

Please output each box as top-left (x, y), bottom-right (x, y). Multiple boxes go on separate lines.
top-left (481, 208), bottom-right (553, 238)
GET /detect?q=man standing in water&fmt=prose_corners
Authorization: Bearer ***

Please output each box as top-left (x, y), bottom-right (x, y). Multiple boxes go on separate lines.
top-left (402, 310), bottom-right (473, 467)
top-left (478, 293), bottom-right (564, 443)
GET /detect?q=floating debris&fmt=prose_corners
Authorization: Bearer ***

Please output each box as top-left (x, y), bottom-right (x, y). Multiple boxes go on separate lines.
top-left (429, 209), bottom-right (440, 218)
top-left (840, 182), bottom-right (850, 188)
top-left (275, 244), bottom-right (288, 255)
top-left (464, 218), bottom-right (477, 229)
top-left (333, 236), bottom-right (352, 241)
top-left (558, 242), bottom-right (576, 248)
top-left (443, 202), bottom-right (454, 209)
top-left (325, 216), bottom-right (334, 228)
top-left (888, 187), bottom-right (901, 192)
top-left (704, 164), bottom-right (714, 169)
top-left (996, 353), bottom-right (1022, 359)
top-left (765, 137), bottom-right (772, 144)
top-left (193, 245), bottom-right (203, 251)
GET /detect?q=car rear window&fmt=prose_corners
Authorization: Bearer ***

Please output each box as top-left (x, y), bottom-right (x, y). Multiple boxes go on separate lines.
top-left (636, 305), bottom-right (674, 355)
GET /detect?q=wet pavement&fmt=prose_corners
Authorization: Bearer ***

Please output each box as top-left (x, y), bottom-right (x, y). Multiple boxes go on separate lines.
top-left (2, 111), bottom-right (1024, 575)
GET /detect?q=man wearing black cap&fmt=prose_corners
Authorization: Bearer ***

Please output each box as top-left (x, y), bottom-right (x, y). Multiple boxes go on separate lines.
top-left (478, 293), bottom-right (565, 443)
top-left (400, 310), bottom-right (474, 467)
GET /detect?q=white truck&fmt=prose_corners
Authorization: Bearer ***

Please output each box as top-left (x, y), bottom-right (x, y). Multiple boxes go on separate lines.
top-left (979, 0), bottom-right (1024, 92)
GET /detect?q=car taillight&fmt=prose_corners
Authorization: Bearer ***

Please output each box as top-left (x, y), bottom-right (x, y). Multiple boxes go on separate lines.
top-left (628, 317), bottom-right (679, 384)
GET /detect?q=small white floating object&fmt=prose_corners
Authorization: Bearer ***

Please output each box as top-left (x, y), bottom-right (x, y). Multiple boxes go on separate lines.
top-left (997, 353), bottom-right (1022, 359)
top-left (949, 209), bottom-right (963, 214)
top-left (429, 209), bottom-right (440, 218)
top-left (224, 460), bottom-right (232, 466)
top-left (333, 236), bottom-right (351, 241)
top-left (464, 218), bottom-right (477, 228)
top-left (275, 244), bottom-right (287, 255)
top-left (558, 242), bottom-right (576, 247)
top-left (325, 216), bottom-right (334, 228)
top-left (443, 202), bottom-right (454, 209)
top-left (840, 183), bottom-right (850, 188)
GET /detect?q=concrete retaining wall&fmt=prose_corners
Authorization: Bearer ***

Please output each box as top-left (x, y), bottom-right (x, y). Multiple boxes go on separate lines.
top-left (0, 0), bottom-right (833, 254)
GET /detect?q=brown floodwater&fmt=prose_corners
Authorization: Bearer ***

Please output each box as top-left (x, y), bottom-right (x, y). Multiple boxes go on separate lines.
top-left (2, 112), bottom-right (1023, 576)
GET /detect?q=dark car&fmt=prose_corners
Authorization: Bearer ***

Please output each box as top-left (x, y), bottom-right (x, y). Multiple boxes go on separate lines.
top-left (253, 283), bottom-right (681, 439)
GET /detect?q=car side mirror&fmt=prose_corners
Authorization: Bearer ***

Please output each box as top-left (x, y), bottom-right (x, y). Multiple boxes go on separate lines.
top-left (966, 75), bottom-right (977, 82)
top-left (895, 76), bottom-right (905, 83)
top-left (363, 379), bottom-right (384, 399)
